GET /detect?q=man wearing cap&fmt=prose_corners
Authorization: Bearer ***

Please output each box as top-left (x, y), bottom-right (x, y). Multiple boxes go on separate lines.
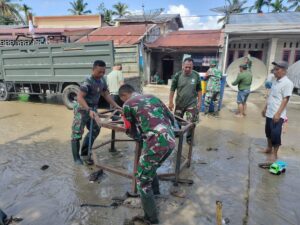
top-left (261, 61), bottom-right (293, 162)
top-left (169, 57), bottom-right (202, 144)
top-left (231, 64), bottom-right (253, 117)
top-left (204, 60), bottom-right (222, 116)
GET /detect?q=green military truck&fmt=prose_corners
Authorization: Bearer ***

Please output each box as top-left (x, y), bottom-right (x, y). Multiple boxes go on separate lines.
top-left (0, 41), bottom-right (114, 109)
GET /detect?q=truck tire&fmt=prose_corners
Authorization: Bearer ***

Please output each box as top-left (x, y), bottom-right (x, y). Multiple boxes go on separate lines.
top-left (0, 82), bottom-right (10, 101)
top-left (62, 85), bottom-right (80, 109)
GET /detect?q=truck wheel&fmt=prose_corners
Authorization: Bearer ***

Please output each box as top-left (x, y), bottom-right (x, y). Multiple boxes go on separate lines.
top-left (62, 85), bottom-right (80, 109)
top-left (0, 82), bottom-right (10, 101)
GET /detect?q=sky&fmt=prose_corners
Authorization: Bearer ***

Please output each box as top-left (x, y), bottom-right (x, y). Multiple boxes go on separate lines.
top-left (21, 0), bottom-right (257, 30)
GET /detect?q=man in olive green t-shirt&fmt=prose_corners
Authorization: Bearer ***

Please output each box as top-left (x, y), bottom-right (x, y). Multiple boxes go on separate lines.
top-left (169, 57), bottom-right (202, 144)
top-left (231, 64), bottom-right (252, 117)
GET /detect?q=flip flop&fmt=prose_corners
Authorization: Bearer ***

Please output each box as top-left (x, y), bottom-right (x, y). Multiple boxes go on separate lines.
top-left (258, 162), bottom-right (272, 169)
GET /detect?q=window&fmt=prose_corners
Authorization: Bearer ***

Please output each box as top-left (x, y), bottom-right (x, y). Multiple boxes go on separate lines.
top-left (290, 42), bottom-right (293, 48)
top-left (296, 42), bottom-right (299, 48)
top-left (243, 43), bottom-right (246, 48)
top-left (284, 42), bottom-right (287, 48)
top-left (248, 43), bottom-right (252, 48)
top-left (233, 44), bottom-right (236, 48)
top-left (295, 50), bottom-right (300, 62)
top-left (227, 51), bottom-right (234, 66)
top-left (261, 43), bottom-right (264, 49)
top-left (238, 50), bottom-right (244, 58)
top-left (282, 50), bottom-right (291, 63)
top-left (255, 43), bottom-right (258, 49)
top-left (238, 44), bottom-right (241, 49)
top-left (228, 44), bottom-right (231, 48)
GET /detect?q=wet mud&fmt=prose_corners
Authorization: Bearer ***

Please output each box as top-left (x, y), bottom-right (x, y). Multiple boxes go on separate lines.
top-left (0, 88), bottom-right (300, 225)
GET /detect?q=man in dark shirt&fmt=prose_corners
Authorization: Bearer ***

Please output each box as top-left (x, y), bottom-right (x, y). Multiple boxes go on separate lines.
top-left (71, 60), bottom-right (121, 165)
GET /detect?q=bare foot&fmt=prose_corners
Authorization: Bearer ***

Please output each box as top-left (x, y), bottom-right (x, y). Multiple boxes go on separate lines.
top-left (267, 154), bottom-right (277, 163)
top-left (234, 114), bottom-right (244, 118)
top-left (259, 148), bottom-right (272, 154)
top-left (243, 113), bottom-right (247, 116)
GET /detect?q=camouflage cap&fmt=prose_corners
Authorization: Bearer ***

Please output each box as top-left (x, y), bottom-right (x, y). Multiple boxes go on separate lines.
top-left (239, 64), bottom-right (248, 69)
top-left (210, 59), bottom-right (218, 65)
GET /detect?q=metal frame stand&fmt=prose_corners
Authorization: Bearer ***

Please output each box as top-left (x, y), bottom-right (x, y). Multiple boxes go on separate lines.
top-left (92, 111), bottom-right (195, 193)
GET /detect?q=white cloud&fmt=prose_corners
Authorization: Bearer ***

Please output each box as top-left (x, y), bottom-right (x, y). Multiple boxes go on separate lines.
top-left (200, 16), bottom-right (223, 30)
top-left (129, 9), bottom-right (143, 15)
top-left (167, 4), bottom-right (222, 30)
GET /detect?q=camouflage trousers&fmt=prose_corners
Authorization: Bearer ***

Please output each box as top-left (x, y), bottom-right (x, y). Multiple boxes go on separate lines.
top-left (174, 104), bottom-right (199, 142)
top-left (204, 91), bottom-right (220, 112)
top-left (71, 103), bottom-right (100, 155)
top-left (136, 130), bottom-right (175, 195)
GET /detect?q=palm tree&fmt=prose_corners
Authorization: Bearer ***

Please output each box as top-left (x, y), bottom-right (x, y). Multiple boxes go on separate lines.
top-left (68, 0), bottom-right (91, 15)
top-left (103, 9), bottom-right (114, 24)
top-left (20, 4), bottom-right (32, 24)
top-left (211, 0), bottom-right (247, 27)
top-left (112, 2), bottom-right (130, 17)
top-left (270, 0), bottom-right (288, 12)
top-left (248, 0), bottom-right (270, 13)
top-left (97, 2), bottom-right (114, 24)
top-left (287, 0), bottom-right (300, 11)
top-left (0, 0), bottom-right (25, 24)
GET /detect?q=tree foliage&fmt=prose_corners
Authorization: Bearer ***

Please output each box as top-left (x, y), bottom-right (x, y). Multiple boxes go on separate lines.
top-left (112, 2), bottom-right (130, 17)
top-left (287, 0), bottom-right (300, 11)
top-left (0, 0), bottom-right (25, 25)
top-left (270, 0), bottom-right (288, 12)
top-left (211, 0), bottom-right (247, 27)
top-left (68, 0), bottom-right (91, 15)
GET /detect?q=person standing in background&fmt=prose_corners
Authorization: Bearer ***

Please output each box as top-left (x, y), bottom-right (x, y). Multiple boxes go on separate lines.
top-left (231, 64), bottom-right (253, 117)
top-left (261, 61), bottom-right (293, 162)
top-left (204, 60), bottom-right (222, 116)
top-left (106, 63), bottom-right (124, 107)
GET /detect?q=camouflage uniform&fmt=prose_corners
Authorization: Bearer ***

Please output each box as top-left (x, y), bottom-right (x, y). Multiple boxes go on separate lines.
top-left (171, 70), bottom-right (201, 142)
top-left (123, 93), bottom-right (175, 195)
top-left (204, 67), bottom-right (222, 113)
top-left (71, 76), bottom-right (108, 158)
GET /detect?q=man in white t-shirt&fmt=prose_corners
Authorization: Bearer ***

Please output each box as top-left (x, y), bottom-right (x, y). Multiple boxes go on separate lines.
top-left (261, 61), bottom-right (294, 162)
top-left (106, 63), bottom-right (124, 107)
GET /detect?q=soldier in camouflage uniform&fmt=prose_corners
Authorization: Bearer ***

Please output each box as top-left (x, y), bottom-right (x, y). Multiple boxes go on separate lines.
top-left (204, 60), bottom-right (222, 115)
top-left (244, 55), bottom-right (252, 72)
top-left (119, 84), bottom-right (175, 225)
top-left (71, 60), bottom-right (121, 165)
top-left (169, 57), bottom-right (202, 144)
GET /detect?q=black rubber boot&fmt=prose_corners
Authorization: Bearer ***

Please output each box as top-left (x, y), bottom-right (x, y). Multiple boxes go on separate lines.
top-left (80, 135), bottom-right (94, 165)
top-left (152, 176), bottom-right (160, 195)
top-left (204, 106), bottom-right (209, 115)
top-left (0, 208), bottom-right (7, 225)
top-left (80, 135), bottom-right (89, 157)
top-left (140, 191), bottom-right (159, 224)
top-left (71, 140), bottom-right (83, 165)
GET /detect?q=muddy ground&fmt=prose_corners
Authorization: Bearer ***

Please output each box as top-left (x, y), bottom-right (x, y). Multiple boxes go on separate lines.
top-left (0, 86), bottom-right (300, 225)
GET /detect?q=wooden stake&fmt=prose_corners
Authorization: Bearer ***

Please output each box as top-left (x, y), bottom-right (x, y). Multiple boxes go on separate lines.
top-left (216, 201), bottom-right (223, 225)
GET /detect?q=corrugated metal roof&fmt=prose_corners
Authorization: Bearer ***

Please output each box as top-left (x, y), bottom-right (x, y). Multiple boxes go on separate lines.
top-left (146, 30), bottom-right (223, 48)
top-left (228, 12), bottom-right (300, 25)
top-left (0, 27), bottom-right (94, 35)
top-left (77, 24), bottom-right (154, 46)
top-left (115, 14), bottom-right (183, 28)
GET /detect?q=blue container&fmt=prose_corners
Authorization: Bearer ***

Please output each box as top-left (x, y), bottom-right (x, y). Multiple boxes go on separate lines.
top-left (200, 76), bottom-right (227, 112)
